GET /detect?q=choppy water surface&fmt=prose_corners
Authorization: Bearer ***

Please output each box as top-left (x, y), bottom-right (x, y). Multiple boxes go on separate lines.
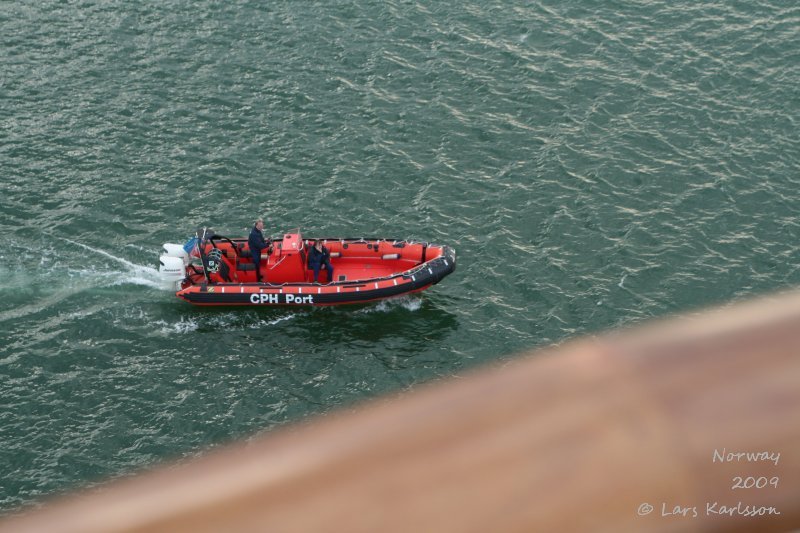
top-left (1, 0), bottom-right (798, 510)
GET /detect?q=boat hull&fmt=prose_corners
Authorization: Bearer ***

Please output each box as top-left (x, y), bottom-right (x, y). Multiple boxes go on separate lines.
top-left (174, 238), bottom-right (456, 307)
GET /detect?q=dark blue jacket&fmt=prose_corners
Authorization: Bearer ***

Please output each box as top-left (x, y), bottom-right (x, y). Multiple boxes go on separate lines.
top-left (308, 244), bottom-right (330, 267)
top-left (248, 226), bottom-right (269, 255)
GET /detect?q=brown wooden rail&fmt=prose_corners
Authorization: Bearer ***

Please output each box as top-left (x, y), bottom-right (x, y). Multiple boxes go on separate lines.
top-left (2, 290), bottom-right (799, 532)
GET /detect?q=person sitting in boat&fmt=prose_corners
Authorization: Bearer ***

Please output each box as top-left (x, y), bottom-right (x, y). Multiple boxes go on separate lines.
top-left (308, 240), bottom-right (334, 284)
top-left (248, 218), bottom-right (271, 282)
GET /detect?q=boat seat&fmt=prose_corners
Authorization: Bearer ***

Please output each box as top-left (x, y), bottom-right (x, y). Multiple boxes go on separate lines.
top-left (236, 243), bottom-right (252, 258)
top-left (237, 263), bottom-right (255, 271)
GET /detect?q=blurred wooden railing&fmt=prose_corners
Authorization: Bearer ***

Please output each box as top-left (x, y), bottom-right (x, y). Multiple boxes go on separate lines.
top-left (1, 291), bottom-right (799, 532)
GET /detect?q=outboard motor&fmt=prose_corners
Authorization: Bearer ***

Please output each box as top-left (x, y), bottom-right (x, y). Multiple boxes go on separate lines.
top-left (158, 255), bottom-right (186, 290)
top-left (158, 235), bottom-right (199, 290)
top-left (162, 243), bottom-right (189, 265)
top-left (158, 228), bottom-right (217, 290)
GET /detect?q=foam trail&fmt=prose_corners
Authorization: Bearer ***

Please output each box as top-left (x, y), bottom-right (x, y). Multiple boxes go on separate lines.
top-left (358, 295), bottom-right (423, 313)
top-left (63, 238), bottom-right (156, 274)
top-left (62, 238), bottom-right (169, 290)
top-left (113, 276), bottom-right (165, 290)
top-left (258, 314), bottom-right (297, 327)
top-left (154, 317), bottom-right (199, 335)
top-left (153, 312), bottom-right (298, 335)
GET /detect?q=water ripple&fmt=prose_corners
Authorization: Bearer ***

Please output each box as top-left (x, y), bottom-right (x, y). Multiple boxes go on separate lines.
top-left (2, 0), bottom-right (799, 512)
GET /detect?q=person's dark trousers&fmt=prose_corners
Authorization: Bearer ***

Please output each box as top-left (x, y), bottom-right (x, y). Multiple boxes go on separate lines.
top-left (313, 259), bottom-right (333, 283)
top-left (253, 250), bottom-right (262, 282)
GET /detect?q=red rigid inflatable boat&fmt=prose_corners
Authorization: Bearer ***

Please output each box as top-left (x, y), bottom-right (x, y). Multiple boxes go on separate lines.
top-left (158, 228), bottom-right (456, 306)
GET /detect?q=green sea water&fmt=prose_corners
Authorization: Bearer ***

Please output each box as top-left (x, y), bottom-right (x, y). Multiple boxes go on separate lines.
top-left (1, 0), bottom-right (798, 511)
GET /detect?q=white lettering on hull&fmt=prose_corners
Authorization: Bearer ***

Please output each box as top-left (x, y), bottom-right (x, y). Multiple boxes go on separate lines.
top-left (249, 293), bottom-right (280, 304)
top-left (286, 294), bottom-right (314, 304)
top-left (248, 293), bottom-right (313, 305)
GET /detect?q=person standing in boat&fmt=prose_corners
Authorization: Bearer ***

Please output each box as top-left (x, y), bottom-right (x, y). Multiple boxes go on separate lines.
top-left (308, 240), bottom-right (334, 284)
top-left (248, 218), bottom-right (271, 283)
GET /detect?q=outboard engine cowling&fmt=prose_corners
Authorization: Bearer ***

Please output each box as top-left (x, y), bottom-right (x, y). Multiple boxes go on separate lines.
top-left (162, 243), bottom-right (189, 264)
top-left (159, 255), bottom-right (186, 290)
